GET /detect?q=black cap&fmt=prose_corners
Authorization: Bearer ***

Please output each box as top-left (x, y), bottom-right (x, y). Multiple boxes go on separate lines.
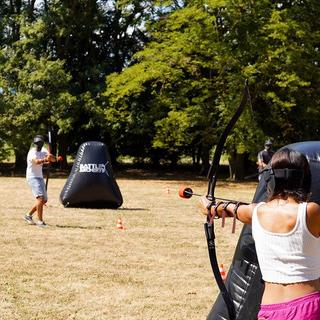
top-left (265, 139), bottom-right (272, 146)
top-left (33, 135), bottom-right (44, 144)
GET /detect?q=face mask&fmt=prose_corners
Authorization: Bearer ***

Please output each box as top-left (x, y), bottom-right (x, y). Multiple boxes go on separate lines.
top-left (35, 142), bottom-right (44, 152)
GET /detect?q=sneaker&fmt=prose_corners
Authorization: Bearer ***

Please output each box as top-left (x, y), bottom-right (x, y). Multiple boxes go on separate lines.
top-left (37, 221), bottom-right (47, 228)
top-left (24, 215), bottom-right (36, 225)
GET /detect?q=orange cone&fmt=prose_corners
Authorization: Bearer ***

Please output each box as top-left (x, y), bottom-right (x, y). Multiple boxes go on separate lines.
top-left (219, 264), bottom-right (227, 281)
top-left (116, 217), bottom-right (125, 230)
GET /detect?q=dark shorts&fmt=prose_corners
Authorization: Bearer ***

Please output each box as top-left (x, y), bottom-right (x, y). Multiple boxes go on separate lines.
top-left (258, 291), bottom-right (320, 320)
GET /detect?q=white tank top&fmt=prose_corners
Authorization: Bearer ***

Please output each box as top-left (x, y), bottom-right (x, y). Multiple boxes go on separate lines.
top-left (252, 202), bottom-right (320, 284)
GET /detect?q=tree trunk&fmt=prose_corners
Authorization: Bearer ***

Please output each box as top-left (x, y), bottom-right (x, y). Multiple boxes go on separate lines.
top-left (228, 152), bottom-right (245, 181)
top-left (57, 135), bottom-right (69, 170)
top-left (14, 147), bottom-right (28, 170)
top-left (200, 146), bottom-right (210, 176)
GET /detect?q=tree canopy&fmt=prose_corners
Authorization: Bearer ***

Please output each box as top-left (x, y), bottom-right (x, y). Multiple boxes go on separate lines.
top-left (0, 0), bottom-right (320, 176)
top-left (104, 0), bottom-right (320, 175)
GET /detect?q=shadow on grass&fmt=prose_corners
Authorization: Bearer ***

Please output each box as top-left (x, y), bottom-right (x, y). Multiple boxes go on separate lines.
top-left (0, 162), bottom-right (254, 182)
top-left (118, 207), bottom-right (148, 211)
top-left (0, 162), bottom-right (210, 181)
top-left (53, 224), bottom-right (103, 230)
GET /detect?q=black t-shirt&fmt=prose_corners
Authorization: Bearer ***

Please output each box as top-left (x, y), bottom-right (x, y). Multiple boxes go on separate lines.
top-left (258, 150), bottom-right (274, 170)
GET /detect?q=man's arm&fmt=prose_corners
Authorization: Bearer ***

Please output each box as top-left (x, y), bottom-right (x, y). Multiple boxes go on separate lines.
top-left (27, 149), bottom-right (44, 165)
top-left (257, 151), bottom-right (266, 170)
top-left (33, 158), bottom-right (46, 165)
top-left (29, 149), bottom-right (56, 165)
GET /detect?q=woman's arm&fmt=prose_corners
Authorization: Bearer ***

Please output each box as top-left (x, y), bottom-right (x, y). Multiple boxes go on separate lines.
top-left (199, 196), bottom-right (255, 224)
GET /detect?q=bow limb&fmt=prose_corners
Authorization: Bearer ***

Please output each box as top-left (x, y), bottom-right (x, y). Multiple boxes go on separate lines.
top-left (207, 80), bottom-right (250, 201)
top-left (45, 125), bottom-right (53, 190)
top-left (204, 80), bottom-right (250, 320)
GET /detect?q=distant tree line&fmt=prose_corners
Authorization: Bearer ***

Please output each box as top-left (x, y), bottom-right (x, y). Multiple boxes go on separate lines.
top-left (0, 0), bottom-right (320, 178)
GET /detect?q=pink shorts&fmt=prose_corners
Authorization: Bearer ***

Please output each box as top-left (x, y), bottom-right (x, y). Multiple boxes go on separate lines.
top-left (258, 291), bottom-right (320, 320)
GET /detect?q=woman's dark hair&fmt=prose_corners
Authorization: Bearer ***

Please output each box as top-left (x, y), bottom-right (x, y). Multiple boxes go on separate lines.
top-left (267, 148), bottom-right (311, 202)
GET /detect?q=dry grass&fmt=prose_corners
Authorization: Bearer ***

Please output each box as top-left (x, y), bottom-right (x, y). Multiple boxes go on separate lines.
top-left (0, 175), bottom-right (257, 320)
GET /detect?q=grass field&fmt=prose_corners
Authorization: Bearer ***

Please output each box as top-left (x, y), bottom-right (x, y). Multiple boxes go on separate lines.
top-left (0, 173), bottom-right (257, 320)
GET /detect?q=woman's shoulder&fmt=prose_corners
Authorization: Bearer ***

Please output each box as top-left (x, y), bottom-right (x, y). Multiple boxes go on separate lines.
top-left (306, 202), bottom-right (320, 224)
top-left (306, 201), bottom-right (320, 213)
top-left (305, 202), bottom-right (320, 236)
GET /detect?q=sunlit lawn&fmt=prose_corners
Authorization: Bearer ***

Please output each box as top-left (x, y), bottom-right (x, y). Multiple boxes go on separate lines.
top-left (0, 174), bottom-right (257, 320)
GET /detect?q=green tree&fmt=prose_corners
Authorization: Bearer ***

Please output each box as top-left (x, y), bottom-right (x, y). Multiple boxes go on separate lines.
top-left (0, 19), bottom-right (75, 167)
top-left (2, 0), bottom-right (320, 174)
top-left (250, 2), bottom-right (320, 144)
top-left (38, 0), bottom-right (171, 157)
top-left (105, 0), bottom-right (320, 176)
top-left (105, 6), bottom-right (224, 169)
top-left (0, 1), bottom-right (166, 162)
top-left (105, 2), bottom-right (262, 173)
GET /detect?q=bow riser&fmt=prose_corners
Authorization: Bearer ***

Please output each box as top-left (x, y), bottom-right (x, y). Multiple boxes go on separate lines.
top-left (45, 126), bottom-right (53, 190)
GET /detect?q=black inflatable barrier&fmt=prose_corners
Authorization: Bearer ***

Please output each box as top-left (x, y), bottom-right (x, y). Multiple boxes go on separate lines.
top-left (60, 141), bottom-right (123, 209)
top-left (207, 141), bottom-right (320, 320)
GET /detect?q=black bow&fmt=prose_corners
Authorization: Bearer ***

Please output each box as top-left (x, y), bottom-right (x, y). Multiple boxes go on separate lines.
top-left (45, 125), bottom-right (53, 190)
top-left (204, 80), bottom-right (251, 320)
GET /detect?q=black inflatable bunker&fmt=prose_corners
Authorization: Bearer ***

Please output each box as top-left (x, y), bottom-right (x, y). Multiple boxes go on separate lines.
top-left (60, 141), bottom-right (123, 208)
top-left (207, 141), bottom-right (320, 320)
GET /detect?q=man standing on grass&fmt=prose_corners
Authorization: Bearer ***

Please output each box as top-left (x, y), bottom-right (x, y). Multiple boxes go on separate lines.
top-left (257, 139), bottom-right (274, 180)
top-left (24, 135), bottom-right (56, 227)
